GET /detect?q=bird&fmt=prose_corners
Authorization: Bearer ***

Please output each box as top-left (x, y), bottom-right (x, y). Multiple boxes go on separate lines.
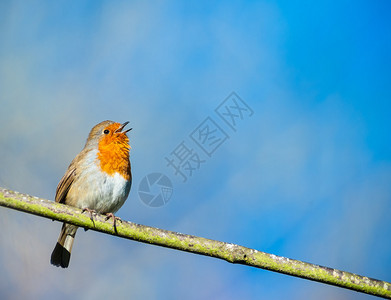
top-left (50, 120), bottom-right (132, 268)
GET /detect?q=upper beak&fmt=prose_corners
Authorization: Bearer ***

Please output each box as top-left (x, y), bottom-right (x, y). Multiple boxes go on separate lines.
top-left (116, 121), bottom-right (132, 133)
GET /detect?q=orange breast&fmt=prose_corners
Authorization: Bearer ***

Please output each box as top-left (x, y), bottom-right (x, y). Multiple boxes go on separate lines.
top-left (97, 132), bottom-right (131, 181)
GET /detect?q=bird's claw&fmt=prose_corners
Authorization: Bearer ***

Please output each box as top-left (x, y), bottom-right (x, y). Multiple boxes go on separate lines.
top-left (105, 213), bottom-right (122, 234)
top-left (82, 207), bottom-right (97, 229)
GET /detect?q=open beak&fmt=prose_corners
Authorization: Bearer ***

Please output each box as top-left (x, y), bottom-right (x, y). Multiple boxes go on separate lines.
top-left (116, 121), bottom-right (132, 134)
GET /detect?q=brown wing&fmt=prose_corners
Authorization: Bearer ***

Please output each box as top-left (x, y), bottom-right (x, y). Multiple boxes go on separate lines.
top-left (55, 166), bottom-right (76, 204)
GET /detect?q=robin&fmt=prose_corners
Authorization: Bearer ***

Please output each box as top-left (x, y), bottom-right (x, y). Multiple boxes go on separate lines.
top-left (50, 120), bottom-right (132, 268)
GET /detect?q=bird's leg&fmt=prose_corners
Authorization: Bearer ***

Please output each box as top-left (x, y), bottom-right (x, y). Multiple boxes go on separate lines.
top-left (82, 207), bottom-right (97, 229)
top-left (105, 213), bottom-right (122, 234)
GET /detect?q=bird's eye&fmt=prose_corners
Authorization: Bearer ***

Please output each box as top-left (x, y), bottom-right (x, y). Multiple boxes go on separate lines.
top-left (103, 129), bottom-right (110, 134)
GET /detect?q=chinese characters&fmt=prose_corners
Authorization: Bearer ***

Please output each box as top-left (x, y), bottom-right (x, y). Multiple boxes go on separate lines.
top-left (165, 92), bottom-right (253, 182)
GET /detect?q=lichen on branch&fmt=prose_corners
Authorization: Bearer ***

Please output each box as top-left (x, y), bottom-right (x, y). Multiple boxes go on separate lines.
top-left (0, 187), bottom-right (390, 299)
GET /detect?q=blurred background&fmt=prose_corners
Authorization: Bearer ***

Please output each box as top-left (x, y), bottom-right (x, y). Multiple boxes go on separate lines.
top-left (0, 1), bottom-right (390, 299)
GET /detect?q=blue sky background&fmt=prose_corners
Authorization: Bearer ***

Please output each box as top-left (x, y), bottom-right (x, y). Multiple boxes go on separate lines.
top-left (0, 1), bottom-right (390, 299)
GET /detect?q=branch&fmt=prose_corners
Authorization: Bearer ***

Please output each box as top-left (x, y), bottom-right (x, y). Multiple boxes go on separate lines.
top-left (0, 187), bottom-right (390, 299)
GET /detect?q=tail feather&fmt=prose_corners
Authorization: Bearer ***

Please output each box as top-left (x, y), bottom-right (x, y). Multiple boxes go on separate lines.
top-left (51, 223), bottom-right (78, 268)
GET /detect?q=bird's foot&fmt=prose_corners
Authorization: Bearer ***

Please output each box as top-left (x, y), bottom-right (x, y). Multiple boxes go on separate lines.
top-left (82, 207), bottom-right (97, 230)
top-left (105, 213), bottom-right (122, 234)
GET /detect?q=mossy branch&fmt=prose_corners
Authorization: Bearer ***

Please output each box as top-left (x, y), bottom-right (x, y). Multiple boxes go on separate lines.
top-left (0, 187), bottom-right (390, 299)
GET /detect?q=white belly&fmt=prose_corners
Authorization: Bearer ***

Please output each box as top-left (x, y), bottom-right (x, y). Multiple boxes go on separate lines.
top-left (68, 150), bottom-right (131, 213)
